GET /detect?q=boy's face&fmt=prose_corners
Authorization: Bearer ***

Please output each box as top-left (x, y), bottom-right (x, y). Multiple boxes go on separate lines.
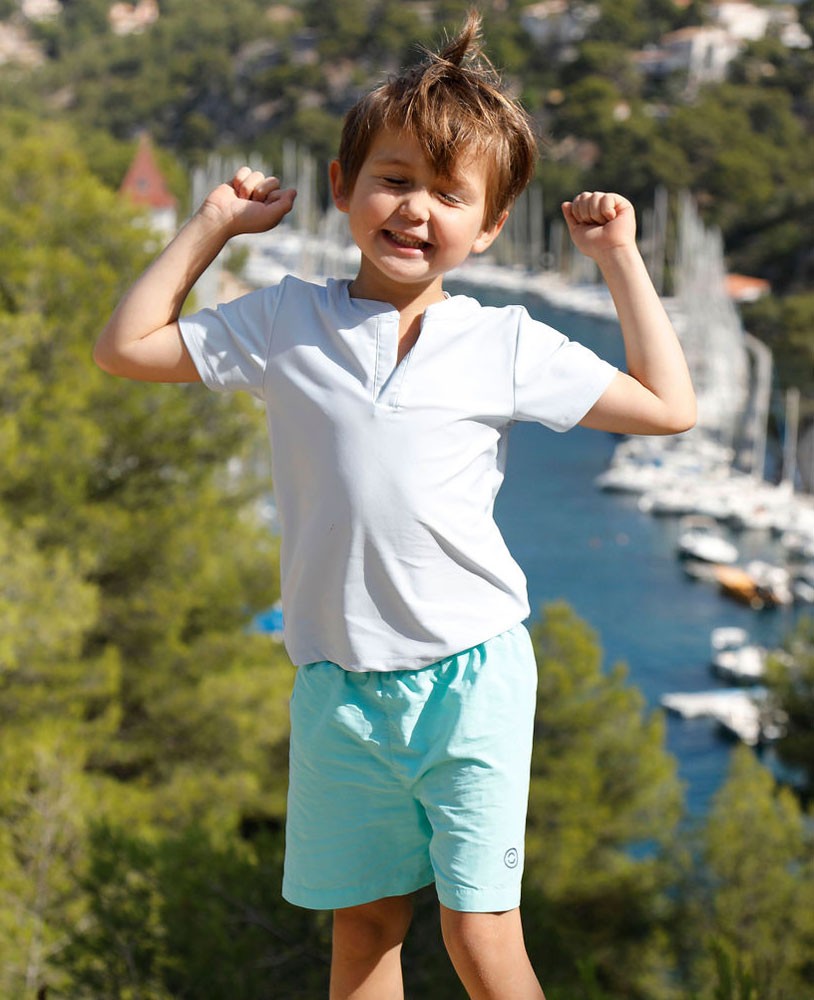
top-left (330, 128), bottom-right (507, 305)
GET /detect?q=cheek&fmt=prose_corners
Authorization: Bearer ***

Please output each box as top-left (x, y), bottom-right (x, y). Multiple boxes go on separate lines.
top-left (353, 193), bottom-right (396, 229)
top-left (457, 215), bottom-right (491, 248)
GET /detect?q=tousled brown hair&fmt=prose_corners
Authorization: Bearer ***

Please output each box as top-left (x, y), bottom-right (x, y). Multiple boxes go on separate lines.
top-left (337, 10), bottom-right (538, 228)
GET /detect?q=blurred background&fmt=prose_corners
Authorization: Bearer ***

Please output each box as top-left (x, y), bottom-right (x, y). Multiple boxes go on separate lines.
top-left (1, 0), bottom-right (813, 996)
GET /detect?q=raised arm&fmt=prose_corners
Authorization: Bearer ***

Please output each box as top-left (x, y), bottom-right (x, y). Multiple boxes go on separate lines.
top-left (93, 169), bottom-right (296, 382)
top-left (562, 192), bottom-right (697, 436)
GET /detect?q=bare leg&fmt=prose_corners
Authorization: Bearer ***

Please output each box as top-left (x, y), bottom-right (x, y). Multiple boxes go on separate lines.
top-left (440, 905), bottom-right (545, 1000)
top-left (330, 894), bottom-right (414, 1000)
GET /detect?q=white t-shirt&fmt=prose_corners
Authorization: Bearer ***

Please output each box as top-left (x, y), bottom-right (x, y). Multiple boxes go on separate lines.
top-left (180, 276), bottom-right (617, 671)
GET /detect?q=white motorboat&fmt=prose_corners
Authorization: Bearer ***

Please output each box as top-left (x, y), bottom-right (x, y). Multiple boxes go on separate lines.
top-left (710, 626), bottom-right (767, 683)
top-left (677, 516), bottom-right (739, 564)
top-left (660, 689), bottom-right (765, 745)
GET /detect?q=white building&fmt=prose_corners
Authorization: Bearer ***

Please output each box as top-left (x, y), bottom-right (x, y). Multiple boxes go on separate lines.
top-left (0, 21), bottom-right (44, 66)
top-left (708, 0), bottom-right (811, 47)
top-left (707, 1), bottom-right (771, 41)
top-left (108, 0), bottom-right (159, 36)
top-left (21, 0), bottom-right (61, 19)
top-left (637, 1), bottom-right (811, 87)
top-left (638, 26), bottom-right (741, 85)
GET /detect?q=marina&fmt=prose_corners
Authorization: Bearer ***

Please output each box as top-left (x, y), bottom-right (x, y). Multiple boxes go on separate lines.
top-left (454, 267), bottom-right (810, 811)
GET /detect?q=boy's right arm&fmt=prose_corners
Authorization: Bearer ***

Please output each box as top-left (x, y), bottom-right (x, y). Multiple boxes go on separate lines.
top-left (93, 169), bottom-right (296, 382)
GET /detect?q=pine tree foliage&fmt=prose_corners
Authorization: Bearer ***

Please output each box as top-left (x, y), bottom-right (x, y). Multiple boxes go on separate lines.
top-left (522, 603), bottom-right (684, 1000)
top-left (766, 616), bottom-right (814, 795)
top-left (683, 746), bottom-right (814, 999)
top-left (0, 110), bottom-right (295, 996)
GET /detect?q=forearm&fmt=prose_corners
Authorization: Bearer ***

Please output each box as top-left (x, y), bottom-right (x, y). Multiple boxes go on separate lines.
top-left (598, 244), bottom-right (697, 428)
top-left (94, 212), bottom-right (227, 369)
top-left (95, 170), bottom-right (295, 382)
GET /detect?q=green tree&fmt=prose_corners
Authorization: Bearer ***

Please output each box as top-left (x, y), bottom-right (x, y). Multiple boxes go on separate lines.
top-left (521, 603), bottom-right (684, 999)
top-left (0, 109), bottom-right (297, 995)
top-left (0, 513), bottom-right (111, 998)
top-left (555, 76), bottom-right (626, 141)
top-left (305, 0), bottom-right (371, 61)
top-left (764, 617), bottom-right (814, 796)
top-left (562, 41), bottom-right (644, 96)
top-left (681, 746), bottom-right (814, 999)
top-left (0, 723), bottom-right (97, 998)
top-left (741, 293), bottom-right (814, 399)
top-left (360, 0), bottom-right (435, 65)
top-left (664, 84), bottom-right (814, 234)
top-left (59, 825), bottom-right (332, 999)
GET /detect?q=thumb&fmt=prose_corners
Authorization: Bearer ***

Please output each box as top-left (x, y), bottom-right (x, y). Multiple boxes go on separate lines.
top-left (560, 201), bottom-right (577, 231)
top-left (263, 186), bottom-right (297, 220)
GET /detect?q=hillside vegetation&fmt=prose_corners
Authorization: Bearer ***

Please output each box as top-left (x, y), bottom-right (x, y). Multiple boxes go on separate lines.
top-left (2, 3), bottom-right (814, 997)
top-left (3, 0), bottom-right (812, 393)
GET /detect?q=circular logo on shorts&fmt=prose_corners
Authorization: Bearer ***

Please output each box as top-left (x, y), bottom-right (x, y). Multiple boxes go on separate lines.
top-left (504, 848), bottom-right (519, 869)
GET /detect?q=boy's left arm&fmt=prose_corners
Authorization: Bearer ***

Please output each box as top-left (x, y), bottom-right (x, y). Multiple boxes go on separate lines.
top-left (562, 192), bottom-right (697, 436)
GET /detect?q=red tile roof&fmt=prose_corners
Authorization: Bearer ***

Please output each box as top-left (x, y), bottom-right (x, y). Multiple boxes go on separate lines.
top-left (119, 134), bottom-right (177, 210)
top-left (725, 273), bottom-right (771, 302)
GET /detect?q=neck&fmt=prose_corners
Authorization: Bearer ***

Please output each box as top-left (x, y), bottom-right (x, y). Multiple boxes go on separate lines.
top-left (347, 272), bottom-right (446, 314)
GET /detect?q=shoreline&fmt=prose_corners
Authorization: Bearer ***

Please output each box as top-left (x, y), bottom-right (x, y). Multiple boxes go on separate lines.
top-left (448, 258), bottom-right (625, 322)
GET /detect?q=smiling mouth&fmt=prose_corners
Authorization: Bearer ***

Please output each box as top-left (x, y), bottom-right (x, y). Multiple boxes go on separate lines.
top-left (385, 230), bottom-right (431, 251)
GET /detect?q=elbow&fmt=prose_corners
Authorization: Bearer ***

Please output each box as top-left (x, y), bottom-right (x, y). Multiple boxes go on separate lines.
top-left (663, 397), bottom-right (698, 436)
top-left (93, 342), bottom-right (129, 378)
top-left (93, 324), bottom-right (127, 376)
top-left (92, 338), bottom-right (116, 375)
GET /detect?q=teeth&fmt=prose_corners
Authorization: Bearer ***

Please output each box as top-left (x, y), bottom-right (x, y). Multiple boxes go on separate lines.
top-left (388, 231), bottom-right (428, 249)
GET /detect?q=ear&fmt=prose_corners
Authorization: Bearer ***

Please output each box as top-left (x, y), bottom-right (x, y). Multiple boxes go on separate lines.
top-left (471, 209), bottom-right (510, 255)
top-left (329, 160), bottom-right (349, 213)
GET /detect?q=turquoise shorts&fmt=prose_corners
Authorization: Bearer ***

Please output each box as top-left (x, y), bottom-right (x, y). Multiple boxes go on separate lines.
top-left (282, 624), bottom-right (537, 913)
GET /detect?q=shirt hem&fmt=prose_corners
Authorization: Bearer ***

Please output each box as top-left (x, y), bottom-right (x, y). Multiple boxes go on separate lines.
top-left (287, 614), bottom-right (531, 673)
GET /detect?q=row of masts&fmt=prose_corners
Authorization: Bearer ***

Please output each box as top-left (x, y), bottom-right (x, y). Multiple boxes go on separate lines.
top-left (188, 145), bottom-right (810, 493)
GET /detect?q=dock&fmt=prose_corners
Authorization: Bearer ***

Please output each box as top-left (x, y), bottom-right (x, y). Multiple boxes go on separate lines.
top-left (660, 689), bottom-right (767, 745)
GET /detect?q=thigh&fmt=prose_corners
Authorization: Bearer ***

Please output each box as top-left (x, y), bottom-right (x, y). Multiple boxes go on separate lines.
top-left (283, 662), bottom-right (435, 911)
top-left (333, 894), bottom-right (415, 950)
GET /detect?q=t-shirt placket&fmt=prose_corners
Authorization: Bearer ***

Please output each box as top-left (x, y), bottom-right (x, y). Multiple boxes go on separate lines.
top-left (372, 313), bottom-right (410, 411)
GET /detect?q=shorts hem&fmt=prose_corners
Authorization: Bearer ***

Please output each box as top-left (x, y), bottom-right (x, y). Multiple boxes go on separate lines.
top-left (435, 883), bottom-right (522, 913)
top-left (282, 873), bottom-right (436, 911)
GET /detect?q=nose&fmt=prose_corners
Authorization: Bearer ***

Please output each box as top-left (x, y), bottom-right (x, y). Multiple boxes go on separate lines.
top-left (398, 188), bottom-right (431, 223)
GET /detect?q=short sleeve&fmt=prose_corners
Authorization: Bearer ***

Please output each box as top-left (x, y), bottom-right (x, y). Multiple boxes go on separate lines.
top-left (179, 284), bottom-right (281, 397)
top-left (513, 309), bottom-right (617, 431)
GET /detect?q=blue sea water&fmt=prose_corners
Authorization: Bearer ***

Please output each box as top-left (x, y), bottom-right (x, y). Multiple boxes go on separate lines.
top-left (462, 282), bottom-right (800, 818)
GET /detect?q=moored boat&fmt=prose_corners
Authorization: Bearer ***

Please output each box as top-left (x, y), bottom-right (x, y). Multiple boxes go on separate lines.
top-left (714, 561), bottom-right (793, 609)
top-left (710, 626), bottom-right (767, 682)
top-left (677, 515), bottom-right (739, 564)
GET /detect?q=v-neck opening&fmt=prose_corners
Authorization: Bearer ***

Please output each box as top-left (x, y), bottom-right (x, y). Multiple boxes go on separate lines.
top-left (373, 316), bottom-right (419, 409)
top-left (328, 280), bottom-right (460, 410)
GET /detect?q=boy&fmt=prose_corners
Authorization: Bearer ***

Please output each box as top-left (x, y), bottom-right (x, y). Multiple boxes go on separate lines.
top-left (95, 12), bottom-right (695, 999)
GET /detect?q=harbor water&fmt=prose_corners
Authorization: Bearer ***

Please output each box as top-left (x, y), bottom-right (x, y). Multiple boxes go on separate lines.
top-left (462, 283), bottom-right (801, 818)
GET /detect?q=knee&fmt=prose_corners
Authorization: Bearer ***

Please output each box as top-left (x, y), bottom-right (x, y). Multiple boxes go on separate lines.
top-left (333, 895), bottom-right (414, 961)
top-left (440, 907), bottom-right (521, 965)
top-left (441, 910), bottom-right (489, 962)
